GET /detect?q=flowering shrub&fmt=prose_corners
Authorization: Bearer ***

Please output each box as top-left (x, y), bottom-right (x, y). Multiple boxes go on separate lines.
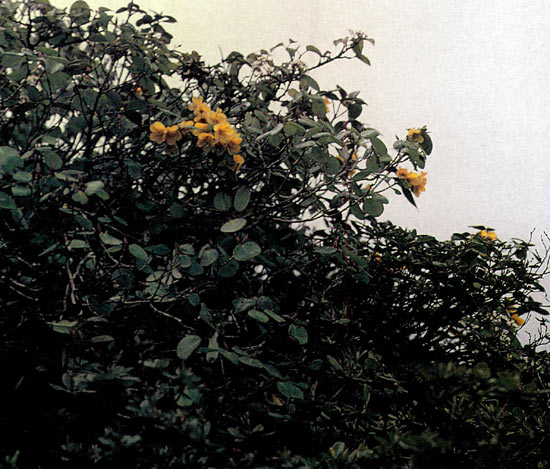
top-left (1, 1), bottom-right (548, 468)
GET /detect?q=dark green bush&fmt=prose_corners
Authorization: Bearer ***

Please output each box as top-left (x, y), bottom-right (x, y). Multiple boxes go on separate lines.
top-left (1, 1), bottom-right (549, 467)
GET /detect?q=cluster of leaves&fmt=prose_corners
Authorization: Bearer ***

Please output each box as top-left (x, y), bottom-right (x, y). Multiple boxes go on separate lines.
top-left (1, 1), bottom-right (549, 467)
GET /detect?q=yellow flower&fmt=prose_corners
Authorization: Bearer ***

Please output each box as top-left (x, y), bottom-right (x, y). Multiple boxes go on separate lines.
top-left (214, 122), bottom-right (236, 145)
top-left (479, 230), bottom-right (497, 241)
top-left (136, 86), bottom-right (143, 96)
top-left (189, 96), bottom-right (211, 123)
top-left (407, 128), bottom-right (425, 144)
top-left (206, 108), bottom-right (228, 126)
top-left (149, 121), bottom-right (166, 144)
top-left (178, 120), bottom-right (196, 133)
top-left (324, 97), bottom-right (331, 114)
top-left (511, 314), bottom-right (525, 326)
top-left (226, 133), bottom-right (243, 154)
top-left (406, 171), bottom-right (420, 186)
top-left (197, 132), bottom-right (216, 152)
top-left (374, 251), bottom-right (382, 262)
top-left (192, 122), bottom-right (210, 137)
top-left (396, 167), bottom-right (409, 179)
top-left (188, 96), bottom-right (205, 112)
top-left (165, 125), bottom-right (182, 146)
top-left (232, 154), bottom-right (245, 171)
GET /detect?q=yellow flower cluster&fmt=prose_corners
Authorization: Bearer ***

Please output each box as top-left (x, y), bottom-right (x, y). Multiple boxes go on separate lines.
top-left (407, 128), bottom-right (425, 144)
top-left (148, 96), bottom-right (244, 169)
top-left (188, 97), bottom-right (243, 158)
top-left (479, 230), bottom-right (498, 241)
top-left (396, 167), bottom-right (427, 197)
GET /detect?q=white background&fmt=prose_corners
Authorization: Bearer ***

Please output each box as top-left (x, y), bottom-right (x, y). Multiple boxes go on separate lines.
top-left (52, 0), bottom-right (550, 341)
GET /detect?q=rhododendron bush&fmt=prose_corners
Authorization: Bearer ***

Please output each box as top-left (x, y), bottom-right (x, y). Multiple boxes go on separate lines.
top-left (1, 1), bottom-right (549, 467)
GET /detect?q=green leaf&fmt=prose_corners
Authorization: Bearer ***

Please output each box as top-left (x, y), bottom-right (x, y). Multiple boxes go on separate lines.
top-left (233, 241), bottom-right (261, 261)
top-left (99, 232), bottom-right (123, 246)
top-left (43, 150), bottom-right (63, 170)
top-left (306, 44), bottom-right (322, 55)
top-left (13, 171), bottom-right (32, 183)
top-left (264, 310), bottom-right (285, 323)
top-left (220, 218), bottom-right (247, 233)
top-left (85, 180), bottom-right (105, 195)
top-left (67, 239), bottom-right (89, 249)
top-left (176, 335), bottom-right (201, 360)
top-left (283, 122), bottom-right (306, 136)
top-left (239, 356), bottom-right (264, 368)
top-left (200, 248), bottom-right (219, 266)
top-left (371, 137), bottom-right (388, 158)
top-left (277, 381), bottom-right (304, 400)
top-left (49, 320), bottom-right (78, 334)
top-left (363, 197), bottom-right (385, 217)
top-left (11, 186), bottom-right (31, 197)
top-left (326, 355), bottom-right (344, 372)
top-left (0, 192), bottom-right (16, 209)
top-left (314, 246), bottom-right (337, 255)
top-left (312, 100), bottom-right (327, 118)
top-left (0, 146), bottom-right (22, 174)
top-left (218, 259), bottom-right (239, 278)
top-left (91, 335), bottom-right (114, 343)
top-left (188, 293), bottom-right (200, 306)
top-left (72, 190), bottom-right (88, 204)
top-left (129, 243), bottom-right (148, 261)
top-left (214, 192), bottom-right (232, 211)
top-left (288, 324), bottom-right (308, 345)
top-left (234, 186), bottom-right (251, 212)
top-left (248, 309), bottom-right (270, 323)
top-left (257, 123), bottom-right (284, 140)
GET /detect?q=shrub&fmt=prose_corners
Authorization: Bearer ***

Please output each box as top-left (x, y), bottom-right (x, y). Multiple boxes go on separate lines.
top-left (1, 1), bottom-right (549, 467)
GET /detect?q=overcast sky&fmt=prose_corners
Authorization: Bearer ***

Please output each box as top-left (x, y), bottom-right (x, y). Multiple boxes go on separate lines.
top-left (53, 0), bottom-right (550, 340)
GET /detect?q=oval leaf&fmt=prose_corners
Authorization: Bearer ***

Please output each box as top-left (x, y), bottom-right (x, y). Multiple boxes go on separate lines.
top-left (129, 243), bottom-right (148, 261)
top-left (176, 335), bottom-right (201, 361)
top-left (233, 241), bottom-right (261, 262)
top-left (220, 218), bottom-right (247, 233)
top-left (234, 186), bottom-right (251, 212)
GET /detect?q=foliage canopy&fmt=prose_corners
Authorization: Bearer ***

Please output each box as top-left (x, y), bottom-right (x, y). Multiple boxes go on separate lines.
top-left (1, 1), bottom-right (549, 467)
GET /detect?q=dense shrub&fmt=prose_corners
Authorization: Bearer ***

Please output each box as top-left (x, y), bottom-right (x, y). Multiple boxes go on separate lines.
top-left (1, 1), bottom-right (549, 467)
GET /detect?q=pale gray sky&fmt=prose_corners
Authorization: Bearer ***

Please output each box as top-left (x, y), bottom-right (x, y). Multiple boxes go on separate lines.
top-left (52, 0), bottom-right (550, 339)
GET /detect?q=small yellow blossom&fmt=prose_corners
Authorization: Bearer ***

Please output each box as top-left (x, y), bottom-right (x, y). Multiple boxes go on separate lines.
top-left (206, 108), bottom-right (228, 126)
top-left (165, 125), bottom-right (182, 146)
top-left (396, 167), bottom-right (409, 179)
top-left (188, 96), bottom-right (205, 112)
top-left (197, 132), bottom-right (216, 152)
top-left (374, 251), bottom-right (382, 262)
top-left (511, 314), bottom-right (525, 326)
top-left (214, 122), bottom-right (236, 145)
top-left (149, 121), bottom-right (166, 144)
top-left (403, 170), bottom-right (427, 197)
top-left (178, 120), bottom-right (196, 133)
top-left (226, 133), bottom-right (243, 154)
top-left (407, 128), bottom-right (425, 144)
top-left (136, 86), bottom-right (143, 96)
top-left (324, 97), bottom-right (331, 114)
top-left (479, 230), bottom-right (497, 241)
top-left (192, 122), bottom-right (210, 137)
top-left (189, 96), bottom-right (211, 123)
top-left (233, 154), bottom-right (245, 171)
